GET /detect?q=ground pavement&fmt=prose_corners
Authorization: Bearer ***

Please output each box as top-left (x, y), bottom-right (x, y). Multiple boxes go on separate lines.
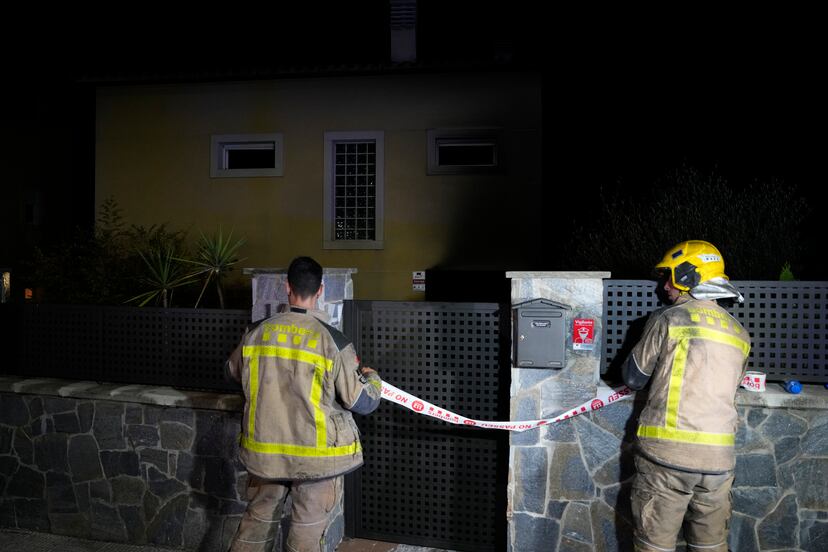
top-left (0, 529), bottom-right (455, 552)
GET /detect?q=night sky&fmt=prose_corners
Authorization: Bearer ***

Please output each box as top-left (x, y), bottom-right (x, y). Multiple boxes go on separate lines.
top-left (546, 26), bottom-right (825, 278)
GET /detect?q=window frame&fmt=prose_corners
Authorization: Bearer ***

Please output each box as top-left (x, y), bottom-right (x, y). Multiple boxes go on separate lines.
top-left (210, 133), bottom-right (284, 178)
top-left (323, 131), bottom-right (385, 250)
top-left (427, 128), bottom-right (503, 175)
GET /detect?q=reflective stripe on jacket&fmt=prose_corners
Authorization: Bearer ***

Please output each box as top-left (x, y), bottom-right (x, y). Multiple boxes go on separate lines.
top-left (228, 307), bottom-right (381, 480)
top-left (626, 296), bottom-right (750, 473)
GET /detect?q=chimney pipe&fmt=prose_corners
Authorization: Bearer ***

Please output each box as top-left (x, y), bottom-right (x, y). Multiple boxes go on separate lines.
top-left (390, 0), bottom-right (417, 64)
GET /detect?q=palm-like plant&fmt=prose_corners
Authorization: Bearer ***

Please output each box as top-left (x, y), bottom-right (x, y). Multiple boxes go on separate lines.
top-left (181, 229), bottom-right (246, 308)
top-left (127, 246), bottom-right (196, 307)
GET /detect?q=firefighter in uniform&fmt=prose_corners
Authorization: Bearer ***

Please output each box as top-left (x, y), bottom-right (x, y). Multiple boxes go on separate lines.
top-left (226, 257), bottom-right (382, 552)
top-left (622, 241), bottom-right (751, 552)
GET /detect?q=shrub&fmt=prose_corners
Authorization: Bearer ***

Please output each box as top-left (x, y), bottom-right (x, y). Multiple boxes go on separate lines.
top-left (26, 197), bottom-right (247, 308)
top-left (564, 166), bottom-right (810, 280)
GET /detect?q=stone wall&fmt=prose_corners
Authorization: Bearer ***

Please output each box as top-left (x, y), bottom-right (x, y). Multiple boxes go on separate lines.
top-left (729, 399), bottom-right (828, 551)
top-left (0, 386), bottom-right (244, 550)
top-left (509, 385), bottom-right (828, 551)
top-left (506, 272), bottom-right (828, 552)
top-left (0, 377), bottom-right (346, 551)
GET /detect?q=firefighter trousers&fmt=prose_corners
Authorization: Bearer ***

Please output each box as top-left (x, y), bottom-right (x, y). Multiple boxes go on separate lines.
top-left (631, 454), bottom-right (734, 552)
top-left (229, 474), bottom-right (343, 552)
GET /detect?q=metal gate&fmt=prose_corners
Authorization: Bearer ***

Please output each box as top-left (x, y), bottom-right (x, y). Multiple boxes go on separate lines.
top-left (343, 301), bottom-right (509, 552)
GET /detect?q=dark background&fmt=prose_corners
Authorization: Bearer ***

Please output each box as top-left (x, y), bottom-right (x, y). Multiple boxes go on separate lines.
top-left (3, 3), bottom-right (825, 288)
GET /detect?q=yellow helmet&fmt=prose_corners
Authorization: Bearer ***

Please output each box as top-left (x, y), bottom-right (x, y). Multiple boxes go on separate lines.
top-left (655, 240), bottom-right (728, 291)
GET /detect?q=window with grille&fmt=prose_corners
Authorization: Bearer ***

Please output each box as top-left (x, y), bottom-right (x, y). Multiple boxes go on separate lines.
top-left (323, 131), bottom-right (385, 249)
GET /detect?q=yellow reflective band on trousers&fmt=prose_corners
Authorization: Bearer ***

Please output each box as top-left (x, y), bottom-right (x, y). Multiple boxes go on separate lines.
top-left (242, 345), bottom-right (357, 458)
top-left (637, 325), bottom-right (750, 447)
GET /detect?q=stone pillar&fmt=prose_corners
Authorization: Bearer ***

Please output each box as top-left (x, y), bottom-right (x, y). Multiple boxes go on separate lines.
top-left (243, 268), bottom-right (357, 329)
top-left (506, 271), bottom-right (611, 552)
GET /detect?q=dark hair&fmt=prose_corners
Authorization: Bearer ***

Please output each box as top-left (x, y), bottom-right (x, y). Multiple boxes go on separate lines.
top-left (287, 256), bottom-right (323, 299)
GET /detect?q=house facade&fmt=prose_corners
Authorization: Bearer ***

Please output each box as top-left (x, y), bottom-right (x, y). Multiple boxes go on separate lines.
top-left (95, 69), bottom-right (543, 301)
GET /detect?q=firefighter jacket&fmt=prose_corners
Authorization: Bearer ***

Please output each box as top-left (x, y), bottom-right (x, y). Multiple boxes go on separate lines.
top-left (623, 295), bottom-right (751, 473)
top-left (227, 306), bottom-right (381, 480)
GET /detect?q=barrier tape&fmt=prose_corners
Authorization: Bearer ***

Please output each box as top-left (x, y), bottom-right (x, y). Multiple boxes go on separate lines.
top-left (380, 381), bottom-right (633, 432)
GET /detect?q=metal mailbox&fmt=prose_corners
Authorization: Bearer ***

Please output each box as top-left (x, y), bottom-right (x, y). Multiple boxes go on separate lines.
top-left (513, 298), bottom-right (570, 368)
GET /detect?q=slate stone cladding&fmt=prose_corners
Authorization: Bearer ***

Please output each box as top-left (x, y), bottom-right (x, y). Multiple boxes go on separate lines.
top-left (509, 397), bottom-right (828, 552)
top-left (0, 393), bottom-right (248, 551)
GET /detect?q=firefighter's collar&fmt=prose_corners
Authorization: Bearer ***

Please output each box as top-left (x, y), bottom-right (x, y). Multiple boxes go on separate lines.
top-left (289, 305), bottom-right (331, 323)
top-left (690, 278), bottom-right (744, 303)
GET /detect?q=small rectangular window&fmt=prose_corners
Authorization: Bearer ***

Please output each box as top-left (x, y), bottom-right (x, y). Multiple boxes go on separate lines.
top-left (437, 140), bottom-right (497, 167)
top-left (225, 143), bottom-right (276, 169)
top-left (427, 128), bottom-right (503, 175)
top-left (211, 133), bottom-right (284, 177)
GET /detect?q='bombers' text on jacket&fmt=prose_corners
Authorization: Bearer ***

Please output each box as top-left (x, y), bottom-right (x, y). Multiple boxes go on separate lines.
top-left (227, 306), bottom-right (381, 480)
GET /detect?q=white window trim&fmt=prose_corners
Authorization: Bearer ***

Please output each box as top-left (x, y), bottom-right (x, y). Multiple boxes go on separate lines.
top-left (427, 128), bottom-right (503, 175)
top-left (210, 133), bottom-right (284, 178)
top-left (323, 131), bottom-right (385, 250)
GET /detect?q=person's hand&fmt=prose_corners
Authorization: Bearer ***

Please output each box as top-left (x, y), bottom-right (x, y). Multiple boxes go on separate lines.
top-left (360, 366), bottom-right (377, 376)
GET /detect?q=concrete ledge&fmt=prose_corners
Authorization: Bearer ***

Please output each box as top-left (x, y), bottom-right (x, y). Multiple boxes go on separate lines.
top-left (242, 267), bottom-right (357, 275)
top-left (735, 382), bottom-right (828, 409)
top-left (0, 375), bottom-right (243, 412)
top-left (614, 381), bottom-right (828, 410)
top-left (3, 374), bottom-right (824, 416)
top-left (507, 271), bottom-right (612, 280)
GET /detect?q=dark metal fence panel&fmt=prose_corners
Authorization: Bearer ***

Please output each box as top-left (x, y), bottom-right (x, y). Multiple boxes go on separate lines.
top-left (23, 304), bottom-right (105, 382)
top-left (344, 301), bottom-right (508, 552)
top-left (603, 280), bottom-right (828, 383)
top-left (20, 304), bottom-right (249, 391)
top-left (102, 307), bottom-right (168, 383)
top-left (602, 280), bottom-right (662, 378)
top-left (166, 310), bottom-right (251, 390)
top-left (0, 303), bottom-right (21, 378)
top-left (736, 282), bottom-right (828, 382)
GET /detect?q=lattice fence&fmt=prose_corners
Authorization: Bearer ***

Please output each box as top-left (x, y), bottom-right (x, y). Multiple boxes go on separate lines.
top-left (20, 304), bottom-right (249, 391)
top-left (603, 280), bottom-right (828, 383)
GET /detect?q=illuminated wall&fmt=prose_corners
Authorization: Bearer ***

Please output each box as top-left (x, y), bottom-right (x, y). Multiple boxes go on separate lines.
top-left (96, 72), bottom-right (542, 300)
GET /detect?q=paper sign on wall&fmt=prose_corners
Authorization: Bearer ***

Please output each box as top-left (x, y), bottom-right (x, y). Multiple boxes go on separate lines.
top-left (412, 271), bottom-right (426, 292)
top-left (573, 318), bottom-right (594, 350)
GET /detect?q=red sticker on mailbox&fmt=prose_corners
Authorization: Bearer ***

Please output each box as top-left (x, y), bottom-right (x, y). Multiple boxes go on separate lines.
top-left (573, 319), bottom-right (595, 350)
